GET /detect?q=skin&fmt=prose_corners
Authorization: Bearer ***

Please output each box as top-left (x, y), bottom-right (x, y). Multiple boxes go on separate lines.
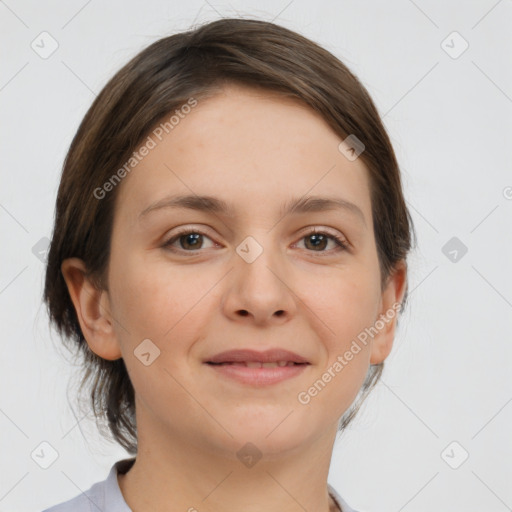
top-left (62, 84), bottom-right (407, 512)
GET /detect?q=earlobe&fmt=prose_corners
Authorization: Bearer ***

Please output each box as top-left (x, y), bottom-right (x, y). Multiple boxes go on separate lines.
top-left (61, 258), bottom-right (122, 361)
top-left (369, 260), bottom-right (408, 365)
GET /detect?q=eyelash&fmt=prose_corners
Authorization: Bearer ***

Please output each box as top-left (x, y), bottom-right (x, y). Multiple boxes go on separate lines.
top-left (161, 227), bottom-right (349, 255)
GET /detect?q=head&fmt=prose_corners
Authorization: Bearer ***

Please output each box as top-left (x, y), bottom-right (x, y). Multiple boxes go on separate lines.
top-left (44, 18), bottom-right (415, 456)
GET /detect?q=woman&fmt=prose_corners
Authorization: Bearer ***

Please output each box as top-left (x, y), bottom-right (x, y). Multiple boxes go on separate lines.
top-left (43, 17), bottom-right (414, 512)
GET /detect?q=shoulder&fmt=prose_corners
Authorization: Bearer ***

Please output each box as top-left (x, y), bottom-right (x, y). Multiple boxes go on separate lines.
top-left (41, 458), bottom-right (135, 512)
top-left (41, 479), bottom-right (106, 512)
top-left (328, 483), bottom-right (361, 512)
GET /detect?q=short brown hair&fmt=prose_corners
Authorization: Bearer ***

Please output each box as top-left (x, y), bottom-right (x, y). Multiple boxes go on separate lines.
top-left (44, 17), bottom-right (416, 454)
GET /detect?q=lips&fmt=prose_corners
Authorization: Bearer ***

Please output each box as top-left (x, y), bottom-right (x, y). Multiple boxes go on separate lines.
top-left (205, 348), bottom-right (310, 386)
top-left (211, 361), bottom-right (301, 368)
top-left (205, 348), bottom-right (310, 365)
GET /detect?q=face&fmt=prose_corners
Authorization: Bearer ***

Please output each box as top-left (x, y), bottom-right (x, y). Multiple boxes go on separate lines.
top-left (64, 84), bottom-right (405, 459)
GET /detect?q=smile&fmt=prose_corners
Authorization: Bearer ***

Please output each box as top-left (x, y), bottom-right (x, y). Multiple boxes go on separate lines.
top-left (205, 361), bottom-right (310, 386)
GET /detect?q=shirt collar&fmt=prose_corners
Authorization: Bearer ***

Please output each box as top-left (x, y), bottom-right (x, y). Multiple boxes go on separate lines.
top-left (106, 457), bottom-right (354, 512)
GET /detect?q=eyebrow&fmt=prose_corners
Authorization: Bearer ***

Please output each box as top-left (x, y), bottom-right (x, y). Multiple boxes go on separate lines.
top-left (138, 194), bottom-right (366, 226)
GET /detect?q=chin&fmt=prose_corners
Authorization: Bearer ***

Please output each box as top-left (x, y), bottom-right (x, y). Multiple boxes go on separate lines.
top-left (227, 416), bottom-right (314, 451)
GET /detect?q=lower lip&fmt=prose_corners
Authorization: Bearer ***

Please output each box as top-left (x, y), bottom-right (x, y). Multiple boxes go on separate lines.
top-left (205, 362), bottom-right (309, 386)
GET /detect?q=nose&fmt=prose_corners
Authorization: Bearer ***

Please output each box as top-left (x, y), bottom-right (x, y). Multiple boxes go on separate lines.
top-left (221, 239), bottom-right (297, 326)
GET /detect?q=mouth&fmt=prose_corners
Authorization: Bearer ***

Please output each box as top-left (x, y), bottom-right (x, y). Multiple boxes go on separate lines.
top-left (206, 361), bottom-right (308, 368)
top-left (204, 349), bottom-right (311, 386)
top-left (205, 348), bottom-right (310, 365)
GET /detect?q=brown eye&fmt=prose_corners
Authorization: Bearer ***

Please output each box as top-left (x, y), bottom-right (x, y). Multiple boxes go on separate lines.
top-left (162, 230), bottom-right (216, 252)
top-left (304, 233), bottom-right (329, 251)
top-left (177, 233), bottom-right (203, 250)
top-left (297, 230), bottom-right (349, 253)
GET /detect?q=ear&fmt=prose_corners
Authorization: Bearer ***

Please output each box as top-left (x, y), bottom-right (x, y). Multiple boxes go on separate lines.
top-left (369, 260), bottom-right (407, 365)
top-left (61, 258), bottom-right (122, 360)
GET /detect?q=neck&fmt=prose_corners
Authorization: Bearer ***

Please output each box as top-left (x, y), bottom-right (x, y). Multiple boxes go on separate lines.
top-left (117, 413), bottom-right (341, 512)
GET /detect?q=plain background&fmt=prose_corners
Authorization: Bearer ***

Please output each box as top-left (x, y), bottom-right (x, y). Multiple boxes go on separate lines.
top-left (1, 1), bottom-right (511, 511)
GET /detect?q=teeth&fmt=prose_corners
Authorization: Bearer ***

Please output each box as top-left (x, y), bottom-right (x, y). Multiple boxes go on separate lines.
top-left (213, 361), bottom-right (301, 367)
top-left (240, 361), bottom-right (295, 368)
top-left (246, 361), bottom-right (263, 368)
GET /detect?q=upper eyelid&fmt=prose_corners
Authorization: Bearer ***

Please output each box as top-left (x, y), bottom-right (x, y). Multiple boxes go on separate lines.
top-left (163, 225), bottom-right (348, 249)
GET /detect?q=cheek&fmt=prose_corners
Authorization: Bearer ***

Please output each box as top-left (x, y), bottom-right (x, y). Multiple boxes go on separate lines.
top-left (305, 263), bottom-right (380, 408)
top-left (109, 252), bottom-right (215, 350)
top-left (318, 262), bottom-right (381, 345)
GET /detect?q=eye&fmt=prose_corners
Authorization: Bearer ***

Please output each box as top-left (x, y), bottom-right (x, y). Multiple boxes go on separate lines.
top-left (162, 228), bottom-right (216, 252)
top-left (295, 228), bottom-right (349, 254)
top-left (161, 227), bottom-right (349, 255)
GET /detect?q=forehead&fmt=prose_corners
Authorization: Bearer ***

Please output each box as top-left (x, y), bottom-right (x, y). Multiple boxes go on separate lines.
top-left (114, 84), bottom-right (372, 224)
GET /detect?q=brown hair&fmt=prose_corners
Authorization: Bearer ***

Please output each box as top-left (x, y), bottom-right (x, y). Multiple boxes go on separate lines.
top-left (44, 17), bottom-right (416, 454)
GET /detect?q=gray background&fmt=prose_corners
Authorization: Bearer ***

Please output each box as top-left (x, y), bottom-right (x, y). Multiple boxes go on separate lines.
top-left (1, 0), bottom-right (511, 511)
